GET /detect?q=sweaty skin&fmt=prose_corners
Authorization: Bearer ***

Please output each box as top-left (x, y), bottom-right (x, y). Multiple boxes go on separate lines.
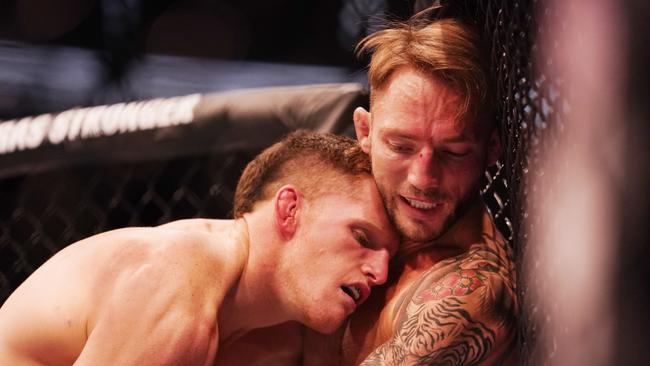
top-left (350, 65), bottom-right (517, 365)
top-left (304, 204), bottom-right (517, 366)
top-left (0, 220), bottom-right (246, 366)
top-left (304, 66), bottom-right (518, 366)
top-left (222, 66), bottom-right (518, 365)
top-left (0, 176), bottom-right (397, 366)
top-left (346, 206), bottom-right (517, 366)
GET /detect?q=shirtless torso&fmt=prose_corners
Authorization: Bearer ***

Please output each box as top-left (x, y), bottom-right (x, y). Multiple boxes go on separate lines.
top-left (0, 220), bottom-right (245, 366)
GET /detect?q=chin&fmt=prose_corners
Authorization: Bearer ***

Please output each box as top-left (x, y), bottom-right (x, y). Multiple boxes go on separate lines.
top-left (392, 208), bottom-right (446, 241)
top-left (397, 219), bottom-right (443, 242)
top-left (307, 311), bottom-right (346, 334)
top-left (314, 322), bottom-right (342, 334)
top-left (393, 199), bottom-right (463, 242)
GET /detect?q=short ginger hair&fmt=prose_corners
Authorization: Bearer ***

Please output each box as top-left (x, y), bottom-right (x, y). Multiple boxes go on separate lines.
top-left (233, 130), bottom-right (371, 218)
top-left (357, 15), bottom-right (492, 124)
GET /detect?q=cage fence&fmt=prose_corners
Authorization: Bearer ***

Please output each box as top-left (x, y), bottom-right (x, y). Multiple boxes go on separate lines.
top-left (0, 152), bottom-right (254, 301)
top-left (478, 0), bottom-right (563, 363)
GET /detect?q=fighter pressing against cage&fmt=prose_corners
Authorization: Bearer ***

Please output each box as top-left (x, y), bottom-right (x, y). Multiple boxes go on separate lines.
top-left (300, 12), bottom-right (519, 366)
top-left (0, 131), bottom-right (398, 365)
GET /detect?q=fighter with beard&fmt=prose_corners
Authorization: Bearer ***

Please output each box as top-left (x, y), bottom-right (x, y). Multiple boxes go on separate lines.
top-left (303, 10), bottom-right (518, 366)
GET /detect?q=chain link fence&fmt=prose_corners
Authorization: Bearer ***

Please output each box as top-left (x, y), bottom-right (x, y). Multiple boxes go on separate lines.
top-left (473, 0), bottom-right (556, 363)
top-left (0, 152), bottom-right (254, 301)
top-left (479, 1), bottom-right (563, 363)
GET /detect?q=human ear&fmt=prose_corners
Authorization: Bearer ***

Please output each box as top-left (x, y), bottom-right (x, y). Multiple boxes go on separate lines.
top-left (353, 107), bottom-right (372, 154)
top-left (275, 185), bottom-right (299, 240)
top-left (486, 129), bottom-right (502, 166)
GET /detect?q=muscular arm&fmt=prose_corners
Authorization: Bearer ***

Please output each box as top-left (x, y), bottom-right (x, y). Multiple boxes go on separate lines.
top-left (360, 244), bottom-right (517, 366)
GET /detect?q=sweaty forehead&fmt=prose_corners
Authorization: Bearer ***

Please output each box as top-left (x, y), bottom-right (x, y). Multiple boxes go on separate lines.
top-left (371, 69), bottom-right (470, 130)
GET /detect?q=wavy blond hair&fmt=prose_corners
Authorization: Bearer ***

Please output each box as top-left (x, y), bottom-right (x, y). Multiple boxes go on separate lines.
top-left (357, 15), bottom-right (491, 124)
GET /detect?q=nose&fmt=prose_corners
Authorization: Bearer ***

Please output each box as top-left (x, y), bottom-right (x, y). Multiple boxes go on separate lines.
top-left (362, 250), bottom-right (390, 286)
top-left (407, 150), bottom-right (439, 191)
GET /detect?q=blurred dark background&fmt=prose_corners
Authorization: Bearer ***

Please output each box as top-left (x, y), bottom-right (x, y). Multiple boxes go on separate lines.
top-left (0, 0), bottom-right (414, 64)
top-left (0, 0), bottom-right (422, 119)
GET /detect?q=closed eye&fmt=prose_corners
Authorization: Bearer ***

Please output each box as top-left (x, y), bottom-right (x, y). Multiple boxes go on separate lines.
top-left (388, 143), bottom-right (414, 154)
top-left (352, 229), bottom-right (372, 248)
top-left (443, 150), bottom-right (469, 157)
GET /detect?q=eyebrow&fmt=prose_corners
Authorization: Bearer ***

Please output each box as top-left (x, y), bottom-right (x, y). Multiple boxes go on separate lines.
top-left (440, 134), bottom-right (472, 143)
top-left (379, 127), bottom-right (418, 141)
top-left (379, 127), bottom-right (472, 144)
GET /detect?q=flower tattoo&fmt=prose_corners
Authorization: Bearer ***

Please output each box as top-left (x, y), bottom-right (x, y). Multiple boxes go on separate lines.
top-left (417, 270), bottom-right (486, 302)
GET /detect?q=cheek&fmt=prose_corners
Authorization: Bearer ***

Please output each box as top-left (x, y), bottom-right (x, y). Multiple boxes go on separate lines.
top-left (446, 151), bottom-right (486, 175)
top-left (373, 148), bottom-right (408, 179)
top-left (372, 161), bottom-right (401, 194)
top-left (375, 142), bottom-right (406, 162)
top-left (443, 161), bottom-right (484, 193)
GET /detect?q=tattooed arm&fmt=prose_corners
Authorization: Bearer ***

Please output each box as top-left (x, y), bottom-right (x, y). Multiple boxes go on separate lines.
top-left (360, 246), bottom-right (517, 366)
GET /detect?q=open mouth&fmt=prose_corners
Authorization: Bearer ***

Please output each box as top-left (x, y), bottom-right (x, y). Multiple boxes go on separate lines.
top-left (402, 196), bottom-right (440, 210)
top-left (341, 285), bottom-right (361, 302)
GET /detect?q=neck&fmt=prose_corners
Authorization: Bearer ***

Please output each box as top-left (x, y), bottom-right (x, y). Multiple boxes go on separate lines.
top-left (217, 212), bottom-right (292, 345)
top-left (435, 199), bottom-right (487, 250)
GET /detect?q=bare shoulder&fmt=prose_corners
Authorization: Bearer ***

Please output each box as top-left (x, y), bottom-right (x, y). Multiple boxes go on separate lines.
top-left (155, 219), bottom-right (247, 273)
top-left (0, 229), bottom-right (145, 364)
top-left (92, 225), bottom-right (246, 309)
top-left (76, 226), bottom-right (239, 365)
top-left (361, 224), bottom-right (518, 365)
top-left (406, 227), bottom-right (516, 321)
top-left (68, 224), bottom-right (245, 307)
top-left (0, 224), bottom-right (242, 365)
